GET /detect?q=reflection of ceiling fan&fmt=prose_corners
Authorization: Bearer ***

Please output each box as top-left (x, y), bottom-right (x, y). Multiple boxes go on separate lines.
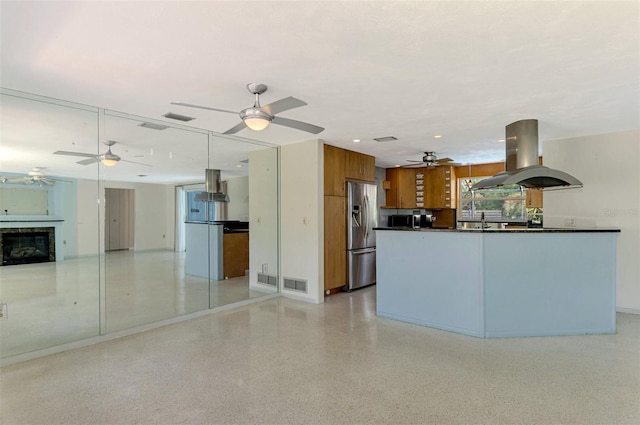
top-left (53, 141), bottom-right (151, 167)
top-left (405, 151), bottom-right (461, 168)
top-left (0, 167), bottom-right (72, 186)
top-left (171, 83), bottom-right (325, 135)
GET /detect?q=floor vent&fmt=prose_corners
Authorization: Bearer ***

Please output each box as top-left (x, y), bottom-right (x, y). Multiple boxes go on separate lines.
top-left (257, 272), bottom-right (278, 286)
top-left (284, 277), bottom-right (307, 293)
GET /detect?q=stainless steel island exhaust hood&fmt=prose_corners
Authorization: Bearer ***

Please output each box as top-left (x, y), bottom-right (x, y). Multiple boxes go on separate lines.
top-left (472, 119), bottom-right (582, 190)
top-left (195, 169), bottom-right (229, 202)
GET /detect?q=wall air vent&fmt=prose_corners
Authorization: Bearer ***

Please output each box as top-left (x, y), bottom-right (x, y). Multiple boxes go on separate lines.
top-left (138, 122), bottom-right (169, 130)
top-left (257, 273), bottom-right (278, 286)
top-left (284, 277), bottom-right (307, 293)
top-left (163, 112), bottom-right (195, 122)
top-left (373, 136), bottom-right (397, 143)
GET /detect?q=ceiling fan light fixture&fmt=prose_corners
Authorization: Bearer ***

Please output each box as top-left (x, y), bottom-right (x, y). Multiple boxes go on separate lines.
top-left (101, 158), bottom-right (118, 167)
top-left (244, 117), bottom-right (271, 131)
top-left (101, 149), bottom-right (120, 166)
top-left (240, 108), bottom-right (273, 131)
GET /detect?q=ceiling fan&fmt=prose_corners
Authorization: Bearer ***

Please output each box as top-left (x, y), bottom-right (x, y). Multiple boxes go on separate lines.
top-left (53, 141), bottom-right (151, 167)
top-left (0, 167), bottom-right (72, 186)
top-left (404, 151), bottom-right (461, 168)
top-left (171, 83), bottom-right (325, 135)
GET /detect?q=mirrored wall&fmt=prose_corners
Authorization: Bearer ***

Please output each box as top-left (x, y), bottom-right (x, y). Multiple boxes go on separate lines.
top-left (0, 89), bottom-right (279, 359)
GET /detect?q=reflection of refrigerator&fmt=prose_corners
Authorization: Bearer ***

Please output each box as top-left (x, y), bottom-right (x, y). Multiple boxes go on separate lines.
top-left (346, 181), bottom-right (378, 291)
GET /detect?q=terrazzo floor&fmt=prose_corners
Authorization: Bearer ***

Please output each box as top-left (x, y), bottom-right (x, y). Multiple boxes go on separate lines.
top-left (0, 250), bottom-right (273, 358)
top-left (2, 286), bottom-right (639, 425)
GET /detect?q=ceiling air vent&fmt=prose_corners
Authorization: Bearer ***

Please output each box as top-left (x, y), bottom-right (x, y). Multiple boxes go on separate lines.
top-left (138, 122), bottom-right (169, 130)
top-left (373, 136), bottom-right (397, 143)
top-left (163, 112), bottom-right (195, 122)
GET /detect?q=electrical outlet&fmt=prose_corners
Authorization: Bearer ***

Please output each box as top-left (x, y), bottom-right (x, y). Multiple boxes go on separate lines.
top-left (564, 217), bottom-right (577, 227)
top-left (0, 303), bottom-right (7, 320)
top-left (262, 263), bottom-right (268, 273)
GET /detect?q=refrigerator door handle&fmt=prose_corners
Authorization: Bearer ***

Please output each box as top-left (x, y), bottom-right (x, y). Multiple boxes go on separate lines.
top-left (351, 247), bottom-right (376, 255)
top-left (364, 194), bottom-right (369, 240)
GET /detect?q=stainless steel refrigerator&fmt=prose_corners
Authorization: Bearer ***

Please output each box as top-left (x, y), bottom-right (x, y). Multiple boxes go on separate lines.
top-left (346, 181), bottom-right (378, 291)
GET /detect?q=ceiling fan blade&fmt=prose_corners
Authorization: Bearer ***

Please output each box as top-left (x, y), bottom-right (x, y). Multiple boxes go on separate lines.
top-left (40, 178), bottom-right (56, 186)
top-left (53, 150), bottom-right (97, 158)
top-left (120, 159), bottom-right (152, 167)
top-left (77, 158), bottom-right (100, 165)
top-left (223, 121), bottom-right (248, 135)
top-left (7, 177), bottom-right (28, 183)
top-left (261, 96), bottom-right (307, 116)
top-left (170, 102), bottom-right (237, 115)
top-left (436, 158), bottom-right (454, 163)
top-left (49, 177), bottom-right (74, 183)
top-left (272, 116), bottom-right (324, 134)
top-left (406, 160), bottom-right (424, 163)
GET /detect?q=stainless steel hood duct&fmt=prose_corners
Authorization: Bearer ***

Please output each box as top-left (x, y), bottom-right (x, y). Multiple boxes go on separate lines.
top-left (194, 169), bottom-right (229, 202)
top-left (472, 119), bottom-right (583, 190)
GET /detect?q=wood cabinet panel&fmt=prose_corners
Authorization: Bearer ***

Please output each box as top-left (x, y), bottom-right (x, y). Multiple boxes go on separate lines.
top-left (526, 188), bottom-right (543, 208)
top-left (324, 144), bottom-right (346, 196)
top-left (424, 166), bottom-right (456, 209)
top-left (345, 150), bottom-right (375, 182)
top-left (223, 232), bottom-right (249, 279)
top-left (324, 195), bottom-right (347, 291)
top-left (383, 168), bottom-right (422, 208)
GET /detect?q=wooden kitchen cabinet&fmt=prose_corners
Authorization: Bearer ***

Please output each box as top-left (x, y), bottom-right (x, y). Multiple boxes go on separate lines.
top-left (324, 144), bottom-right (347, 196)
top-left (383, 167), bottom-right (423, 208)
top-left (345, 150), bottom-right (375, 182)
top-left (424, 166), bottom-right (456, 209)
top-left (526, 188), bottom-right (543, 208)
top-left (223, 232), bottom-right (249, 279)
top-left (324, 195), bottom-right (347, 291)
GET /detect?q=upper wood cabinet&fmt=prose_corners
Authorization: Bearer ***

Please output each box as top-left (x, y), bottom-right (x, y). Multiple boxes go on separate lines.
top-left (526, 188), bottom-right (543, 208)
top-left (424, 166), bottom-right (456, 209)
top-left (383, 167), bottom-right (422, 208)
top-left (345, 150), bottom-right (375, 182)
top-left (324, 144), bottom-right (347, 196)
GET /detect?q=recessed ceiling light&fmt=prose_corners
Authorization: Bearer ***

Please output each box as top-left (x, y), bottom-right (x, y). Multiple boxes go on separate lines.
top-left (353, 139), bottom-right (361, 143)
top-left (498, 139), bottom-right (506, 142)
top-left (433, 135), bottom-right (442, 139)
top-left (394, 164), bottom-right (401, 168)
top-left (236, 164), bottom-right (242, 168)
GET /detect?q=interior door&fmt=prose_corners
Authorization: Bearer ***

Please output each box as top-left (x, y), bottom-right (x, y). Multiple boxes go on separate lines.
top-left (105, 188), bottom-right (135, 251)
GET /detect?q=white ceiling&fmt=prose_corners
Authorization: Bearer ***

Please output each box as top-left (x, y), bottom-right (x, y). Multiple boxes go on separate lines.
top-left (1, 1), bottom-right (638, 183)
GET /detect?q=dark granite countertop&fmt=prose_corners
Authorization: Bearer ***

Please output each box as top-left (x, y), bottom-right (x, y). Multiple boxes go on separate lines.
top-left (374, 227), bottom-right (620, 233)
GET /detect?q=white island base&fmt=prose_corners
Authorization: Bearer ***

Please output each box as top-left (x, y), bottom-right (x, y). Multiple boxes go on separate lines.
top-left (376, 229), bottom-right (618, 338)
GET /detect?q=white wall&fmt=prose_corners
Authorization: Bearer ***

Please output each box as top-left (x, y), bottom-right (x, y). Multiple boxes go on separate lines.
top-left (226, 175), bottom-right (249, 221)
top-left (280, 140), bottom-right (323, 303)
top-left (248, 148), bottom-right (279, 290)
top-left (102, 180), bottom-right (174, 251)
top-left (543, 129), bottom-right (640, 313)
top-left (76, 179), bottom-right (101, 256)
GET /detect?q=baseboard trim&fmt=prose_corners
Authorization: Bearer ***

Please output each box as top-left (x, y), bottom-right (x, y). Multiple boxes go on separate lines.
top-left (617, 307), bottom-right (640, 315)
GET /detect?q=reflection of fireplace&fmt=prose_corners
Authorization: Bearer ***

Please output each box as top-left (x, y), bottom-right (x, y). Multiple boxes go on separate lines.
top-left (0, 227), bottom-right (56, 266)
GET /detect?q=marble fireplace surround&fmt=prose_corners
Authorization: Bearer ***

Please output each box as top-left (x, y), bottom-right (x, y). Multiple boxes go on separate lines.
top-left (0, 220), bottom-right (64, 265)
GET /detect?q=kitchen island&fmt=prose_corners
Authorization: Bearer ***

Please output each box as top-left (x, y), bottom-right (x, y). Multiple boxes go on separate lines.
top-left (375, 227), bottom-right (619, 338)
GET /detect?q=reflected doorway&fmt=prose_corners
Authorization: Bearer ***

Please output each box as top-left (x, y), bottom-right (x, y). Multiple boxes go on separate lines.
top-left (105, 188), bottom-right (135, 251)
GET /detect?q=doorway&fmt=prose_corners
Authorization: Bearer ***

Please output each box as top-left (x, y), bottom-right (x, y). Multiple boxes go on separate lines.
top-left (105, 188), bottom-right (135, 251)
